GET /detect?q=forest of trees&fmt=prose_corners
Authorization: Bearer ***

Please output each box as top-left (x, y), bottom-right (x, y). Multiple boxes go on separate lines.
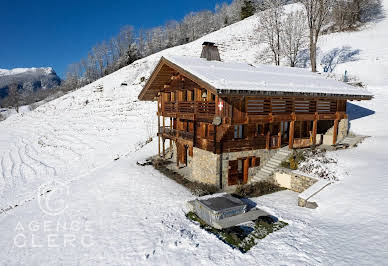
top-left (61, 0), bottom-right (277, 91)
top-left (1, 0), bottom-right (381, 111)
top-left (257, 0), bottom-right (381, 71)
top-left (62, 0), bottom-right (381, 91)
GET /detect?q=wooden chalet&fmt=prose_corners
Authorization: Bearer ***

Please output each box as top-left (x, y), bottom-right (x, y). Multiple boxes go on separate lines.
top-left (138, 42), bottom-right (372, 189)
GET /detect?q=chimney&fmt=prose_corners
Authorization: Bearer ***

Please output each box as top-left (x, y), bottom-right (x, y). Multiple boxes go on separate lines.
top-left (200, 42), bottom-right (221, 61)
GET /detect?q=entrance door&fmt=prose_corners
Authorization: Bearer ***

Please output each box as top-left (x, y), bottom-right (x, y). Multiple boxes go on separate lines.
top-left (281, 121), bottom-right (289, 146)
top-left (228, 157), bottom-right (258, 185)
top-left (228, 160), bottom-right (243, 186)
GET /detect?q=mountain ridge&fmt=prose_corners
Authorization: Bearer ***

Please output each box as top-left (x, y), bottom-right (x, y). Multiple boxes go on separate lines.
top-left (0, 66), bottom-right (61, 99)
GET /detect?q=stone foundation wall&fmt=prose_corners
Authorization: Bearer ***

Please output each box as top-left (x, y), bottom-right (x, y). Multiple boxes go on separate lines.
top-left (323, 118), bottom-right (349, 145)
top-left (160, 140), bottom-right (277, 189)
top-left (189, 147), bottom-right (276, 189)
top-left (274, 168), bottom-right (318, 193)
top-left (291, 172), bottom-right (318, 193)
top-left (160, 141), bottom-right (219, 186)
top-left (338, 118), bottom-right (349, 140)
top-left (191, 147), bottom-right (219, 186)
top-left (221, 149), bottom-right (275, 188)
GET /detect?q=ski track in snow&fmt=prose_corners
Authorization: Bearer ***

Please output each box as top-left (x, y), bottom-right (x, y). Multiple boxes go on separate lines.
top-left (0, 79), bottom-right (152, 210)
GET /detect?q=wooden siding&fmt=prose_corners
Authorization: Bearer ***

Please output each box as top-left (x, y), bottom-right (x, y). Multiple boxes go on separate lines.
top-left (155, 66), bottom-right (349, 154)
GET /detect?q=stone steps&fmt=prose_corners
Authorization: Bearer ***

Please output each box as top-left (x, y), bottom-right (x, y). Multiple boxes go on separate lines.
top-left (266, 161), bottom-right (279, 167)
top-left (261, 167), bottom-right (273, 174)
top-left (252, 148), bottom-right (292, 182)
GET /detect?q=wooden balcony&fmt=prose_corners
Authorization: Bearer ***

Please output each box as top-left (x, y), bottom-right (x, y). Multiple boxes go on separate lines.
top-left (160, 101), bottom-right (215, 119)
top-left (158, 127), bottom-right (194, 142)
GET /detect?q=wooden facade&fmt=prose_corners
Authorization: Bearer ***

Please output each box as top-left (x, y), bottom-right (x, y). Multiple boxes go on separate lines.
top-left (138, 55), bottom-right (371, 187)
top-left (156, 81), bottom-right (348, 154)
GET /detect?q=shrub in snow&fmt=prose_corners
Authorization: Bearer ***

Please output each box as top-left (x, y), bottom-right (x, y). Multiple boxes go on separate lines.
top-left (297, 149), bottom-right (338, 180)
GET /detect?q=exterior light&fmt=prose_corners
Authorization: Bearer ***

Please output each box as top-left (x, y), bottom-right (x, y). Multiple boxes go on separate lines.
top-left (202, 91), bottom-right (207, 99)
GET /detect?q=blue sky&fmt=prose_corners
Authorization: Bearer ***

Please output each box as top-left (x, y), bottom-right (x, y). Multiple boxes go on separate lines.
top-left (0, 0), bottom-right (230, 78)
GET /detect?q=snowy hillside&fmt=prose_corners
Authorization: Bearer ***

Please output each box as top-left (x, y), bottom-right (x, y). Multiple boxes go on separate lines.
top-left (0, 1), bottom-right (388, 264)
top-left (0, 9), bottom-right (264, 211)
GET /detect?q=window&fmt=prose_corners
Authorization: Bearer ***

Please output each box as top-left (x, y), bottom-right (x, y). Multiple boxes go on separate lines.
top-left (211, 93), bottom-right (216, 101)
top-left (257, 124), bottom-right (264, 136)
top-left (164, 92), bottom-right (170, 102)
top-left (189, 90), bottom-right (194, 101)
top-left (281, 121), bottom-right (289, 138)
top-left (234, 125), bottom-right (244, 139)
top-left (294, 121), bottom-right (311, 138)
top-left (201, 89), bottom-right (207, 100)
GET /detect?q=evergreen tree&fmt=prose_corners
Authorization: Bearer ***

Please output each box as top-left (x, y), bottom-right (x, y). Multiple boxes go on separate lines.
top-left (241, 0), bottom-right (256, 20)
top-left (125, 43), bottom-right (140, 66)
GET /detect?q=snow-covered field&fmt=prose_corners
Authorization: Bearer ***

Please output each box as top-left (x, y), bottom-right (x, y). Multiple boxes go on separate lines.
top-left (0, 1), bottom-right (388, 265)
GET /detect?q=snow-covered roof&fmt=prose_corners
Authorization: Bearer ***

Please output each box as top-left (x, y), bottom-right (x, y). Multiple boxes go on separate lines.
top-left (164, 55), bottom-right (372, 98)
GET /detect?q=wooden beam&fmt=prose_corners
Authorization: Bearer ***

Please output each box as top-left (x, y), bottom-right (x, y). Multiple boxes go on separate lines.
top-left (158, 114), bottom-right (161, 158)
top-left (333, 119), bottom-right (339, 145)
top-left (176, 118), bottom-right (180, 139)
top-left (176, 141), bottom-right (180, 167)
top-left (193, 121), bottom-right (197, 147)
top-left (312, 119), bottom-right (318, 146)
top-left (243, 158), bottom-right (249, 184)
top-left (215, 95), bottom-right (219, 116)
top-left (266, 131), bottom-right (270, 150)
top-left (213, 125), bottom-right (217, 154)
top-left (162, 138), bottom-right (165, 158)
top-left (158, 136), bottom-right (161, 157)
top-left (289, 121), bottom-right (295, 149)
top-left (170, 117), bottom-right (173, 151)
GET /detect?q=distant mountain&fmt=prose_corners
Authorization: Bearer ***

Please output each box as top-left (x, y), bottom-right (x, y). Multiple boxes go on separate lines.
top-left (0, 67), bottom-right (61, 98)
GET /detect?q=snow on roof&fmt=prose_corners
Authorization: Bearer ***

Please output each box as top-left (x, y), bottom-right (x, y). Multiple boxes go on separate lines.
top-left (164, 55), bottom-right (372, 98)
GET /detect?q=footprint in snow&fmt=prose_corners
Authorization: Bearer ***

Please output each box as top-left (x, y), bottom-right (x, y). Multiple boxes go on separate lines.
top-left (145, 250), bottom-right (155, 259)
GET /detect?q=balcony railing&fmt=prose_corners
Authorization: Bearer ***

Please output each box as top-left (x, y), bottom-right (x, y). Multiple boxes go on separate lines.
top-left (164, 102), bottom-right (177, 113)
top-left (158, 127), bottom-right (194, 141)
top-left (162, 101), bottom-right (215, 116)
top-left (178, 131), bottom-right (194, 140)
top-left (159, 127), bottom-right (176, 136)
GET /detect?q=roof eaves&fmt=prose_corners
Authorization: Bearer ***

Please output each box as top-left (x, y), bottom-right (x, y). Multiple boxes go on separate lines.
top-left (217, 89), bottom-right (373, 100)
top-left (138, 57), bottom-right (167, 101)
top-left (162, 56), bottom-right (218, 95)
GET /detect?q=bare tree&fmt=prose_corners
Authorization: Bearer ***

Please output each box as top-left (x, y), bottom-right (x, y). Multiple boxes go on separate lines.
top-left (257, 0), bottom-right (285, 65)
top-left (60, 0), bottom-right (287, 93)
top-left (331, 0), bottom-right (382, 31)
top-left (281, 11), bottom-right (308, 67)
top-left (299, 0), bottom-right (333, 72)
